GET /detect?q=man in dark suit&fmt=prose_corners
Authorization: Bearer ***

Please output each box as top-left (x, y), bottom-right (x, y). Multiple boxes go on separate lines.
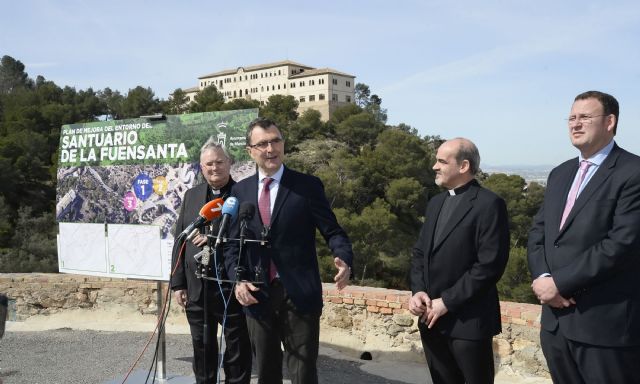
top-left (410, 138), bottom-right (510, 384)
top-left (226, 118), bottom-right (353, 384)
top-left (171, 138), bottom-right (251, 384)
top-left (528, 91), bottom-right (640, 383)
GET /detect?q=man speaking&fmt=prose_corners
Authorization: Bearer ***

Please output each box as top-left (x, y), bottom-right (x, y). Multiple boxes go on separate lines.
top-left (226, 118), bottom-right (353, 384)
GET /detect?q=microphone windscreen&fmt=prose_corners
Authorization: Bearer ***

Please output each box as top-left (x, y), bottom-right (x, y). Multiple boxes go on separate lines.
top-left (221, 197), bottom-right (239, 217)
top-left (239, 202), bottom-right (256, 220)
top-left (199, 198), bottom-right (224, 221)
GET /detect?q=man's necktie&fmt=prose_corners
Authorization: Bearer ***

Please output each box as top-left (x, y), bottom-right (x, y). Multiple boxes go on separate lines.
top-left (560, 160), bottom-right (592, 229)
top-left (258, 178), bottom-right (278, 281)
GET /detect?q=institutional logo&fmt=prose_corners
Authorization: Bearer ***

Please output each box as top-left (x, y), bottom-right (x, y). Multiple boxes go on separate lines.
top-left (217, 122), bottom-right (228, 147)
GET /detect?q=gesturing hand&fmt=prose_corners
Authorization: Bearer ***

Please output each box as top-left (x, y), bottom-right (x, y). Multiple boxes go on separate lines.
top-left (334, 257), bottom-right (350, 290)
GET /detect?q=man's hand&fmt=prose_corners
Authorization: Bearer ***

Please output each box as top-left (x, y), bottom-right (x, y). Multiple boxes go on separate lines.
top-left (531, 276), bottom-right (575, 308)
top-left (334, 257), bottom-right (350, 290)
top-left (409, 291), bottom-right (432, 323)
top-left (426, 298), bottom-right (448, 329)
top-left (173, 289), bottom-right (188, 308)
top-left (235, 282), bottom-right (260, 306)
top-left (191, 233), bottom-right (207, 247)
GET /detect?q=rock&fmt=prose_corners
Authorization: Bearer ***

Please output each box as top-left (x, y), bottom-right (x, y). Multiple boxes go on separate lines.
top-left (386, 324), bottom-right (403, 336)
top-left (392, 314), bottom-right (414, 327)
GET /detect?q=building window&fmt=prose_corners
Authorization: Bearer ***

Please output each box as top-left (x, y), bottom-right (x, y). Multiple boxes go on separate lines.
top-left (346, 81), bottom-right (351, 87)
top-left (278, 84), bottom-right (281, 90)
top-left (319, 93), bottom-right (325, 100)
top-left (284, 83), bottom-right (286, 89)
top-left (346, 95), bottom-right (351, 103)
top-left (300, 81), bottom-right (305, 87)
top-left (309, 95), bottom-right (315, 102)
top-left (278, 70), bottom-right (281, 75)
top-left (310, 80), bottom-right (315, 86)
top-left (299, 96), bottom-right (306, 102)
top-left (332, 93), bottom-right (338, 101)
top-left (290, 82), bottom-right (295, 88)
top-left (332, 79), bottom-right (338, 85)
top-left (319, 79), bottom-right (325, 85)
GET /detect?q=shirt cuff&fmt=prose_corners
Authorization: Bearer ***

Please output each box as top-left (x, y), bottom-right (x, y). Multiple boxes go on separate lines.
top-left (537, 273), bottom-right (551, 278)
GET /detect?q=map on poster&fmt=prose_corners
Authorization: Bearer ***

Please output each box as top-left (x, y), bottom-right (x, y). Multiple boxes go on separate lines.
top-left (55, 109), bottom-right (259, 280)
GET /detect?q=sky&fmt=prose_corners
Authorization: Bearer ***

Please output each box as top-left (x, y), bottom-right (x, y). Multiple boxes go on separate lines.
top-left (2, 0), bottom-right (640, 167)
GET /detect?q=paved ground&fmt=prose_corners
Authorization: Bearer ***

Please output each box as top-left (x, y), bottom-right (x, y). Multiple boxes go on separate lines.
top-left (0, 329), bottom-right (429, 384)
top-left (0, 309), bottom-right (550, 384)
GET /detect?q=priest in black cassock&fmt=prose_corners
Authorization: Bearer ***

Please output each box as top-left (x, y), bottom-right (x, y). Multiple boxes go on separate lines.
top-left (409, 138), bottom-right (510, 384)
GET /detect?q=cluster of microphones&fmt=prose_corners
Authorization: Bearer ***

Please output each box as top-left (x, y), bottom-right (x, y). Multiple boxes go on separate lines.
top-left (177, 197), bottom-right (259, 250)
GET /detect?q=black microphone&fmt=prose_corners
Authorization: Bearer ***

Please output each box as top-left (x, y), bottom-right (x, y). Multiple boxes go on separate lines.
top-left (239, 202), bottom-right (256, 241)
top-left (214, 197), bottom-right (239, 248)
top-left (239, 202), bottom-right (255, 221)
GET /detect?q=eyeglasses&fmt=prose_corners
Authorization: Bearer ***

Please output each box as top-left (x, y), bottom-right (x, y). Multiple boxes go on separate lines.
top-left (566, 114), bottom-right (607, 126)
top-left (248, 137), bottom-right (283, 150)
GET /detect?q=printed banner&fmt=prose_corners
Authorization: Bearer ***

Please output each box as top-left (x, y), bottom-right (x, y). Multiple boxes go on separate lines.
top-left (55, 109), bottom-right (259, 280)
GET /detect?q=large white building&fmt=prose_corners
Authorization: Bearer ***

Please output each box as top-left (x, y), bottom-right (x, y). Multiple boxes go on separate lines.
top-left (182, 60), bottom-right (356, 121)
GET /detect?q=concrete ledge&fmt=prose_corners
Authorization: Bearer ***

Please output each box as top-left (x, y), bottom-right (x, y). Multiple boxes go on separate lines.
top-left (0, 273), bottom-right (549, 379)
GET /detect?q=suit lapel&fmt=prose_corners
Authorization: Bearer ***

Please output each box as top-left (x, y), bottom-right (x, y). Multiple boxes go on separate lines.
top-left (270, 167), bottom-right (291, 225)
top-left (559, 146), bottom-right (620, 234)
top-left (550, 160), bottom-right (579, 233)
top-left (424, 193), bottom-right (445, 255)
top-left (246, 173), bottom-right (263, 225)
top-left (432, 185), bottom-right (477, 251)
top-left (197, 183), bottom-right (209, 203)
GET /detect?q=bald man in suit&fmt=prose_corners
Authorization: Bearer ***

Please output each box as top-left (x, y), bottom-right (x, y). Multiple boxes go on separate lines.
top-left (410, 138), bottom-right (510, 384)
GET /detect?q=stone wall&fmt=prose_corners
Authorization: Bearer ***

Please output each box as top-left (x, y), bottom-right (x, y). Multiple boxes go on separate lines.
top-left (321, 286), bottom-right (548, 378)
top-left (0, 274), bottom-right (548, 378)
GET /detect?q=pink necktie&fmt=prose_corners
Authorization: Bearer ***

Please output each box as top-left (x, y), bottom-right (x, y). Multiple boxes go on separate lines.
top-left (258, 178), bottom-right (278, 281)
top-left (560, 160), bottom-right (592, 229)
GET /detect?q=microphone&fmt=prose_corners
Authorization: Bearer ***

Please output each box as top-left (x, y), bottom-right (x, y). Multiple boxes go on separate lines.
top-left (214, 197), bottom-right (239, 247)
top-left (178, 198), bottom-right (224, 239)
top-left (239, 202), bottom-right (256, 242)
top-left (239, 202), bottom-right (256, 221)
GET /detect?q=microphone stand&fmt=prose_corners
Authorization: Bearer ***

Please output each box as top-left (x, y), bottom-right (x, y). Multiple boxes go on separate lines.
top-left (205, 232), bottom-right (267, 285)
top-left (201, 222), bottom-right (213, 383)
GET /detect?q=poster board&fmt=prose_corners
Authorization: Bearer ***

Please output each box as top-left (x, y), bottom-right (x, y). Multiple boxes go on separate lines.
top-left (55, 109), bottom-right (258, 280)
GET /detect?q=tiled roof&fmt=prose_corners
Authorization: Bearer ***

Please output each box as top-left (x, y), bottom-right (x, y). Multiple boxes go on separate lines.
top-left (289, 67), bottom-right (355, 78)
top-left (199, 60), bottom-right (315, 79)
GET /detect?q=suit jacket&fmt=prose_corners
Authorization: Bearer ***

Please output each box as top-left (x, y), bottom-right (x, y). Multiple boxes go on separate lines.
top-left (528, 144), bottom-right (640, 347)
top-left (411, 180), bottom-right (510, 340)
top-left (225, 166), bottom-right (354, 318)
top-left (170, 180), bottom-right (235, 303)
